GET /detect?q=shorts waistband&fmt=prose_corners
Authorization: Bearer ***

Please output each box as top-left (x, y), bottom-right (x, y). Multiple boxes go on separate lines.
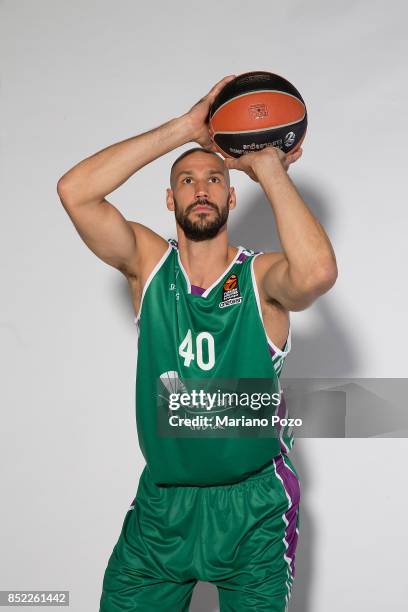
top-left (153, 453), bottom-right (284, 491)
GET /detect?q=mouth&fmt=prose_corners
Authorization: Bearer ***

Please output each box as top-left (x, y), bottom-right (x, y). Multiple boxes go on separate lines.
top-left (192, 204), bottom-right (215, 213)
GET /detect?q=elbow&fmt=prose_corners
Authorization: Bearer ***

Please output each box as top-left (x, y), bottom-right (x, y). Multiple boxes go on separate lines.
top-left (57, 176), bottom-right (78, 208)
top-left (57, 176), bottom-right (69, 201)
top-left (57, 172), bottom-right (73, 192)
top-left (304, 261), bottom-right (338, 296)
top-left (288, 263), bottom-right (338, 311)
top-left (315, 262), bottom-right (338, 289)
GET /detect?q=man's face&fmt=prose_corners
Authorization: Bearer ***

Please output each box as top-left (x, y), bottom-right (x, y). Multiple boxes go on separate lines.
top-left (167, 152), bottom-right (235, 242)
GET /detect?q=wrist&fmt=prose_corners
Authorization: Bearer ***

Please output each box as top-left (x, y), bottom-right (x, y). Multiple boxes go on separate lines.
top-left (174, 113), bottom-right (198, 144)
top-left (252, 149), bottom-right (286, 180)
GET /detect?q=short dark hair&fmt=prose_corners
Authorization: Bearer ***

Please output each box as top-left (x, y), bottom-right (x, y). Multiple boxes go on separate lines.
top-left (170, 147), bottom-right (226, 189)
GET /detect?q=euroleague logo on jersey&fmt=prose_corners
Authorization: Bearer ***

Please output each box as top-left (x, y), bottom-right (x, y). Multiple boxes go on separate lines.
top-left (219, 274), bottom-right (243, 308)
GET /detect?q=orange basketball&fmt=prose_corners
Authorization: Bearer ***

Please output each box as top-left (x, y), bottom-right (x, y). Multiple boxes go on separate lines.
top-left (209, 71), bottom-right (307, 158)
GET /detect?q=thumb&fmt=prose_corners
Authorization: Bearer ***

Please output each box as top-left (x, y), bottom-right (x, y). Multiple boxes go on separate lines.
top-left (224, 156), bottom-right (239, 169)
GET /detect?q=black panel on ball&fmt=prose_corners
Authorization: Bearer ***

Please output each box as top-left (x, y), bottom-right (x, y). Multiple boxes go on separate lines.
top-left (214, 117), bottom-right (307, 158)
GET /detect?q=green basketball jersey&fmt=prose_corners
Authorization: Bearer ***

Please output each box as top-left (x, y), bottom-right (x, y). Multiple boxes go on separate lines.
top-left (134, 239), bottom-right (293, 486)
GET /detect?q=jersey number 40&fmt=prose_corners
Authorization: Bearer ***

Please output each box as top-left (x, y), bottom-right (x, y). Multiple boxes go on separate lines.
top-left (178, 329), bottom-right (215, 371)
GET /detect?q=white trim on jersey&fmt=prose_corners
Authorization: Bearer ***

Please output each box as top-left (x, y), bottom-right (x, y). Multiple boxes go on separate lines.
top-left (176, 249), bottom-right (191, 293)
top-left (176, 245), bottom-right (245, 298)
top-left (133, 243), bottom-right (173, 326)
top-left (250, 253), bottom-right (291, 357)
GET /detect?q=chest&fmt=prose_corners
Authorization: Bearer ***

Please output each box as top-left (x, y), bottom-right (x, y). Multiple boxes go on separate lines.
top-left (128, 251), bottom-right (289, 354)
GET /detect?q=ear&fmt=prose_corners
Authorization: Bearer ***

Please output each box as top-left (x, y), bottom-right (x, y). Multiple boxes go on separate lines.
top-left (166, 188), bottom-right (175, 211)
top-left (228, 186), bottom-right (237, 210)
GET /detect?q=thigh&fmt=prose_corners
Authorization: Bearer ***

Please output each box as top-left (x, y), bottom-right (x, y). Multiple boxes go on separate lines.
top-left (99, 473), bottom-right (198, 612)
top-left (213, 454), bottom-right (301, 612)
top-left (100, 559), bottom-right (195, 612)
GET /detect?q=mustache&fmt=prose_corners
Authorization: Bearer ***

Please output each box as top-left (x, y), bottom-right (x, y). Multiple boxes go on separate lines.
top-left (186, 199), bottom-right (218, 214)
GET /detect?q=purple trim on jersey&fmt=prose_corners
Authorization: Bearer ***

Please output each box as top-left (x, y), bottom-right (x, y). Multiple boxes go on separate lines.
top-left (237, 251), bottom-right (250, 263)
top-left (269, 342), bottom-right (289, 357)
top-left (273, 454), bottom-right (300, 579)
top-left (191, 284), bottom-right (206, 295)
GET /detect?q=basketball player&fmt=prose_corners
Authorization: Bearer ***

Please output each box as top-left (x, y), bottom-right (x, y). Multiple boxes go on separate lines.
top-left (57, 75), bottom-right (337, 611)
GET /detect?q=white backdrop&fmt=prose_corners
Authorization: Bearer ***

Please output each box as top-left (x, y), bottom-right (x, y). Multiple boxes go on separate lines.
top-left (1, 0), bottom-right (407, 610)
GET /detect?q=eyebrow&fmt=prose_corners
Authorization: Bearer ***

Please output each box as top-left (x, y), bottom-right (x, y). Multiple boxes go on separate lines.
top-left (176, 169), bottom-right (225, 179)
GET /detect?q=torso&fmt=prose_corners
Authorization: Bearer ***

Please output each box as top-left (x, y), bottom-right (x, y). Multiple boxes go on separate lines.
top-left (125, 239), bottom-right (290, 352)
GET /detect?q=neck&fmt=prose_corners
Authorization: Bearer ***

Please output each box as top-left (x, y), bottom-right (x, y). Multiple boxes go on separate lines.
top-left (176, 229), bottom-right (238, 289)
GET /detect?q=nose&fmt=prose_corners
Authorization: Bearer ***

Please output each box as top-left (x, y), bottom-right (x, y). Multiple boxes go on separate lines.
top-left (194, 180), bottom-right (209, 198)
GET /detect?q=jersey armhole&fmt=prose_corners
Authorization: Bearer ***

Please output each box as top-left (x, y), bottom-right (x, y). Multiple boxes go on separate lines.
top-left (133, 240), bottom-right (174, 326)
top-left (250, 253), bottom-right (291, 357)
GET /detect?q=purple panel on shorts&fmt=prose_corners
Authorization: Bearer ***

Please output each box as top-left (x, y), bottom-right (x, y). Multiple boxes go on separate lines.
top-left (274, 454), bottom-right (300, 579)
top-left (191, 284), bottom-right (206, 295)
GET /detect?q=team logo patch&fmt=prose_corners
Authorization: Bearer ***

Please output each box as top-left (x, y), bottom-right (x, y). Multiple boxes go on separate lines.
top-left (219, 274), bottom-right (243, 308)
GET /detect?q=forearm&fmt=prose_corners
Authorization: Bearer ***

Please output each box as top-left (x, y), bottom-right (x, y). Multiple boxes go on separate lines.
top-left (57, 114), bottom-right (193, 204)
top-left (255, 158), bottom-right (337, 289)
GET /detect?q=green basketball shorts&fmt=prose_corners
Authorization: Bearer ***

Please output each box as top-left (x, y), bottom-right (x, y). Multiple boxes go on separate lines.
top-left (99, 453), bottom-right (301, 612)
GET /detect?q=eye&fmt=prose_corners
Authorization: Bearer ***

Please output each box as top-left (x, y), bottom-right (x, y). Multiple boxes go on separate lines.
top-left (182, 177), bottom-right (193, 184)
top-left (209, 176), bottom-right (220, 183)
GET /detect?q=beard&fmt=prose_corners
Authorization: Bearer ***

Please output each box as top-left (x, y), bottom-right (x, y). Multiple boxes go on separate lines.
top-left (174, 196), bottom-right (229, 242)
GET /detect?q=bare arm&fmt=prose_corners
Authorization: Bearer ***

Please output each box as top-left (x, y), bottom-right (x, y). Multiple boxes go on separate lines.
top-left (57, 75), bottom-right (236, 277)
top-left (225, 147), bottom-right (338, 311)
top-left (57, 116), bottom-right (192, 276)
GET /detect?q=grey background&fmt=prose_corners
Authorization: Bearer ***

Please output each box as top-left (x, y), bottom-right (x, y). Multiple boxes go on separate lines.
top-left (1, 0), bottom-right (407, 610)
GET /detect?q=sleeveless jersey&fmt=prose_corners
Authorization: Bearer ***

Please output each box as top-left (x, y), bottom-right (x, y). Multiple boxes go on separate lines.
top-left (134, 239), bottom-right (293, 486)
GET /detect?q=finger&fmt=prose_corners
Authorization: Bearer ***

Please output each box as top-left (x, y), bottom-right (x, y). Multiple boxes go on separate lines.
top-left (210, 143), bottom-right (223, 154)
top-left (203, 142), bottom-right (218, 153)
top-left (207, 74), bottom-right (236, 100)
top-left (287, 148), bottom-right (303, 164)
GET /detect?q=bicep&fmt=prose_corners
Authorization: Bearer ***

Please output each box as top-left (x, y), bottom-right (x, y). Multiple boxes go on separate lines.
top-left (59, 194), bottom-right (166, 276)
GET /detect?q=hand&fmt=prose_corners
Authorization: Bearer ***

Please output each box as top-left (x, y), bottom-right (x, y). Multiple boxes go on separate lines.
top-left (183, 75), bottom-right (236, 150)
top-left (224, 146), bottom-right (303, 182)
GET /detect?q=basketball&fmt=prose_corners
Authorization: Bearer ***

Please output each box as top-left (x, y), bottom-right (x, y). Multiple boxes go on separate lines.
top-left (209, 71), bottom-right (307, 158)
